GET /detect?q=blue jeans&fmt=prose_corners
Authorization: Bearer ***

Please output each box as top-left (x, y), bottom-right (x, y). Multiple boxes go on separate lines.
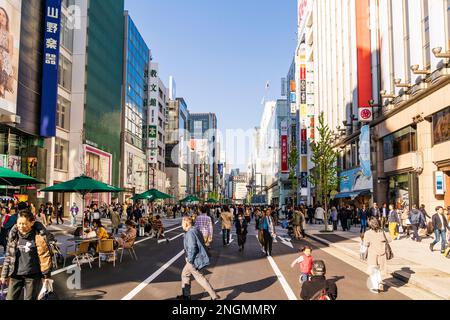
top-left (360, 219), bottom-right (367, 234)
top-left (431, 229), bottom-right (447, 252)
top-left (222, 229), bottom-right (230, 245)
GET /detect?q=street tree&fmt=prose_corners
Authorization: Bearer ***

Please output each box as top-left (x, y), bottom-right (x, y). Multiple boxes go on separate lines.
top-left (308, 112), bottom-right (340, 231)
top-left (288, 146), bottom-right (299, 206)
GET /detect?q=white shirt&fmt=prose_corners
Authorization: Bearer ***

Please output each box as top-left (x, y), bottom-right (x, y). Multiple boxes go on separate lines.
top-left (438, 214), bottom-right (445, 230)
top-left (315, 207), bottom-right (325, 220)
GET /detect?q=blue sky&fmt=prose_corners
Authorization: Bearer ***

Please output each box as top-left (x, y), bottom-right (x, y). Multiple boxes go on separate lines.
top-left (125, 0), bottom-right (297, 169)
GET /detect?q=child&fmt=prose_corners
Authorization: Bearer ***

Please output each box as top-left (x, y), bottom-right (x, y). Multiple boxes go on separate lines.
top-left (360, 234), bottom-right (368, 261)
top-left (291, 246), bottom-right (313, 284)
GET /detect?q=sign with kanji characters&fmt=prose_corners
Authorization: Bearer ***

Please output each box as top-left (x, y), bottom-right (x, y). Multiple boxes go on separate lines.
top-left (0, 0), bottom-right (22, 115)
top-left (148, 125), bottom-right (157, 139)
top-left (40, 0), bottom-right (62, 137)
top-left (281, 135), bottom-right (289, 173)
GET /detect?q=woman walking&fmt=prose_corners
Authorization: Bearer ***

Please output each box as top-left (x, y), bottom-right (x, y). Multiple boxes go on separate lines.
top-left (363, 218), bottom-right (392, 294)
top-left (235, 214), bottom-right (248, 252)
top-left (259, 209), bottom-right (276, 257)
top-left (388, 204), bottom-right (400, 240)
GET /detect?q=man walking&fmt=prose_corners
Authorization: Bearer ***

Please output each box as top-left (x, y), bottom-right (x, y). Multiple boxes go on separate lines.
top-left (370, 203), bottom-right (381, 224)
top-left (358, 204), bottom-right (369, 234)
top-left (195, 206), bottom-right (214, 249)
top-left (430, 206), bottom-right (449, 254)
top-left (220, 206), bottom-right (233, 246)
top-left (409, 204), bottom-right (424, 242)
top-left (381, 203), bottom-right (388, 229)
top-left (177, 216), bottom-right (219, 300)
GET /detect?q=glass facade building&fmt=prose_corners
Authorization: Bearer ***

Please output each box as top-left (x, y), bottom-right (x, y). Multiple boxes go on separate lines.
top-left (124, 15), bottom-right (149, 151)
top-left (84, 0), bottom-right (124, 186)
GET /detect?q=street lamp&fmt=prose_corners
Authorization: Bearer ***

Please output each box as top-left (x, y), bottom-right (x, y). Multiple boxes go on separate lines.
top-left (394, 78), bottom-right (412, 89)
top-left (410, 64), bottom-right (431, 75)
top-left (380, 90), bottom-right (395, 99)
top-left (432, 47), bottom-right (450, 59)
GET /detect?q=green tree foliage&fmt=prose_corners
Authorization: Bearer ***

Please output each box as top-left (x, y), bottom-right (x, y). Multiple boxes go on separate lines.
top-left (308, 112), bottom-right (340, 230)
top-left (289, 146), bottom-right (299, 205)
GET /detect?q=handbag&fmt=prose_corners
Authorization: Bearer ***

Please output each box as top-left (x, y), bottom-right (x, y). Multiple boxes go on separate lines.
top-left (0, 284), bottom-right (6, 301)
top-left (382, 231), bottom-right (394, 260)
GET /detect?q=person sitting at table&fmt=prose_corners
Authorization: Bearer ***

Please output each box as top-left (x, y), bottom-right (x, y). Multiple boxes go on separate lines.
top-left (152, 215), bottom-right (165, 240)
top-left (73, 219), bottom-right (92, 237)
top-left (93, 220), bottom-right (109, 240)
top-left (116, 220), bottom-right (137, 249)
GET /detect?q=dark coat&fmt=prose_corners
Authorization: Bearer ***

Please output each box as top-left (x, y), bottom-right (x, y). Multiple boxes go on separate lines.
top-left (300, 276), bottom-right (338, 300)
top-left (432, 214), bottom-right (449, 231)
top-left (235, 219), bottom-right (248, 236)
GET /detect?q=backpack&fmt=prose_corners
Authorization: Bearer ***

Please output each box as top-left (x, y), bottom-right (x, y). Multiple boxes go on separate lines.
top-left (311, 289), bottom-right (331, 300)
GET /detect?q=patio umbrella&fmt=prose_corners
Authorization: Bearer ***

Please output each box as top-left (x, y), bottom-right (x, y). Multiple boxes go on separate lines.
top-left (137, 188), bottom-right (174, 201)
top-left (180, 195), bottom-right (200, 203)
top-left (0, 166), bottom-right (44, 186)
top-left (206, 198), bottom-right (218, 204)
top-left (40, 175), bottom-right (123, 217)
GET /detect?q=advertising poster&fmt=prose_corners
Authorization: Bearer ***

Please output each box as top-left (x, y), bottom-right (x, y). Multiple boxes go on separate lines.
top-left (0, 0), bottom-right (21, 115)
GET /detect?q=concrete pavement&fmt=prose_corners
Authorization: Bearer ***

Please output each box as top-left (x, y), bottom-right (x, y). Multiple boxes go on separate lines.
top-left (304, 223), bottom-right (450, 300)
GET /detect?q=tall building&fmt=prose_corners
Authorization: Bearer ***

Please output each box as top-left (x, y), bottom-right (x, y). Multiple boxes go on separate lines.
top-left (147, 62), bottom-right (168, 193)
top-left (188, 113), bottom-right (218, 199)
top-left (70, 0), bottom-right (125, 207)
top-left (165, 97), bottom-right (190, 199)
top-left (120, 11), bottom-right (149, 201)
top-left (0, 0), bottom-right (48, 205)
top-left (299, 0), bottom-right (450, 210)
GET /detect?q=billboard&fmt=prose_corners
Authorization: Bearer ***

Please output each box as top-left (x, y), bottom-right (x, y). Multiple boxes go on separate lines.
top-left (0, 0), bottom-right (22, 115)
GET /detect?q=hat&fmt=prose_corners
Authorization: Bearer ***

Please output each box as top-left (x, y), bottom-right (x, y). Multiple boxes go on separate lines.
top-left (312, 260), bottom-right (326, 276)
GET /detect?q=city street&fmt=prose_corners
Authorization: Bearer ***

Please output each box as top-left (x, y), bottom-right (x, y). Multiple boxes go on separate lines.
top-left (47, 218), bottom-right (432, 301)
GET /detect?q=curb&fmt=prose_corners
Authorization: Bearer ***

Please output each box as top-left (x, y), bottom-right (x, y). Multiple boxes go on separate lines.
top-left (305, 232), bottom-right (447, 300)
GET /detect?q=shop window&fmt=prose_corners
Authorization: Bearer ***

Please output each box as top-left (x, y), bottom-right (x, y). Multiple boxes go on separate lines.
top-left (433, 106), bottom-right (450, 145)
top-left (54, 138), bottom-right (69, 171)
top-left (56, 95), bottom-right (70, 130)
top-left (58, 55), bottom-right (72, 91)
top-left (383, 126), bottom-right (417, 160)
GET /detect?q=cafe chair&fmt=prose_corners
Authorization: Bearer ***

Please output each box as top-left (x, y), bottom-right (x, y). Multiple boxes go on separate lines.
top-left (118, 239), bottom-right (138, 263)
top-left (98, 239), bottom-right (116, 268)
top-left (65, 241), bottom-right (92, 269)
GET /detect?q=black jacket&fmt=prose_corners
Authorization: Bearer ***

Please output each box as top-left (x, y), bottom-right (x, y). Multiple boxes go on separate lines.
top-left (235, 220), bottom-right (248, 236)
top-left (300, 276), bottom-right (338, 300)
top-left (432, 213), bottom-right (449, 231)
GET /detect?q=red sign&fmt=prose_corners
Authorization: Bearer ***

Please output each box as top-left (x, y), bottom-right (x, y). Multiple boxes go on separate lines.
top-left (281, 135), bottom-right (289, 173)
top-left (356, 0), bottom-right (373, 120)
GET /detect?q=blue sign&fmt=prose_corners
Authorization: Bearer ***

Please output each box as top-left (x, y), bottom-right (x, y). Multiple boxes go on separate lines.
top-left (359, 125), bottom-right (371, 177)
top-left (218, 163), bottom-right (224, 177)
top-left (290, 92), bottom-right (296, 103)
top-left (40, 0), bottom-right (62, 137)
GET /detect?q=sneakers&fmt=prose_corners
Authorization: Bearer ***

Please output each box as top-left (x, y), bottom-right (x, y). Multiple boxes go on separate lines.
top-left (429, 244), bottom-right (434, 252)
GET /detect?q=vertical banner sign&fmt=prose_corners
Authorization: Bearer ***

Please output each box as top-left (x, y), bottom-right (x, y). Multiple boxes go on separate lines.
top-left (40, 0), bottom-right (62, 137)
top-left (281, 121), bottom-right (289, 173)
top-left (356, 0), bottom-right (373, 122)
top-left (359, 125), bottom-right (372, 179)
top-left (299, 44), bottom-right (307, 119)
top-left (148, 63), bottom-right (159, 164)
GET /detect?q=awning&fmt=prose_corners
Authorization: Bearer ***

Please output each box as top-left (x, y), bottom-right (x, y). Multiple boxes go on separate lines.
top-left (333, 189), bottom-right (372, 200)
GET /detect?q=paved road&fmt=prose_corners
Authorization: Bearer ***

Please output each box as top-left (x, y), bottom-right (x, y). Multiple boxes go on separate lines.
top-left (51, 218), bottom-right (414, 300)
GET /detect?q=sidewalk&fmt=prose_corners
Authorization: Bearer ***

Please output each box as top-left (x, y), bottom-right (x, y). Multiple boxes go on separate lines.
top-left (304, 223), bottom-right (450, 300)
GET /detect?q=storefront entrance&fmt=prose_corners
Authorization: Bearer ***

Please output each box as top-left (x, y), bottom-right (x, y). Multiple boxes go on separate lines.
top-left (387, 172), bottom-right (419, 209)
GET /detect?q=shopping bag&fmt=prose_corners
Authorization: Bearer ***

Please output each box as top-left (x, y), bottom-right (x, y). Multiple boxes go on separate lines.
top-left (38, 279), bottom-right (59, 300)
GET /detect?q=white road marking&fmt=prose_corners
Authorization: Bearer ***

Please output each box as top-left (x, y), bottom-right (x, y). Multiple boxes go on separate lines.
top-left (278, 236), bottom-right (294, 249)
top-left (254, 235), bottom-right (297, 300)
top-left (267, 256), bottom-right (298, 300)
top-left (158, 232), bottom-right (184, 244)
top-left (135, 225), bottom-right (182, 245)
top-left (121, 250), bottom-right (185, 300)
